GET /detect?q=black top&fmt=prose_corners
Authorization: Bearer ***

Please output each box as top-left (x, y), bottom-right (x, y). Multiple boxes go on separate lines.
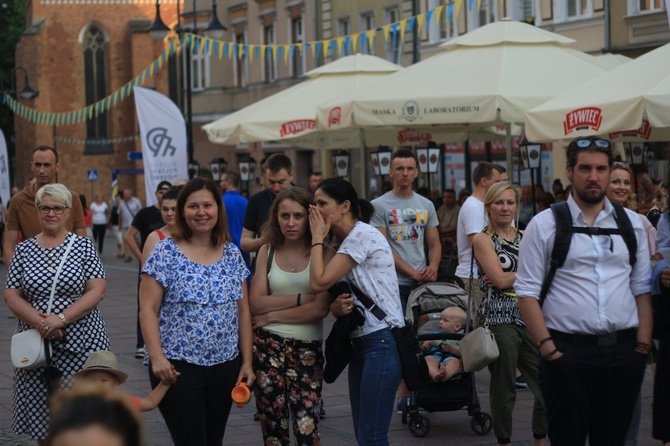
top-left (243, 189), bottom-right (276, 236)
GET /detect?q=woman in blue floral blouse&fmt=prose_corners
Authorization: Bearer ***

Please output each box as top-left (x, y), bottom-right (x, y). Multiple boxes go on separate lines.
top-left (140, 178), bottom-right (254, 446)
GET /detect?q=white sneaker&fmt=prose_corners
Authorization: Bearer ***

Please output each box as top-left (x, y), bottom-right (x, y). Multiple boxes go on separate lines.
top-left (135, 348), bottom-right (144, 359)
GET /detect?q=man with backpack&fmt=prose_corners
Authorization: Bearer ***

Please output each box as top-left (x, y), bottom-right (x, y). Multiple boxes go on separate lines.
top-left (515, 136), bottom-right (652, 446)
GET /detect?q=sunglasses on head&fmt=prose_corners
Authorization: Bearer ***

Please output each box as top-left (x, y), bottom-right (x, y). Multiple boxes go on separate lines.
top-left (613, 161), bottom-right (630, 169)
top-left (574, 138), bottom-right (610, 148)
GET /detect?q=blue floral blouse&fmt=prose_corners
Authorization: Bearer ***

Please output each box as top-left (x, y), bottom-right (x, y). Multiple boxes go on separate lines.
top-left (142, 238), bottom-right (250, 366)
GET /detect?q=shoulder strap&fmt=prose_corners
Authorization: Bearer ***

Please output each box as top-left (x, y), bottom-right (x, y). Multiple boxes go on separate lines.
top-left (539, 201), bottom-right (637, 307)
top-left (348, 282), bottom-right (389, 322)
top-left (539, 202), bottom-right (572, 307)
top-left (266, 245), bottom-right (275, 295)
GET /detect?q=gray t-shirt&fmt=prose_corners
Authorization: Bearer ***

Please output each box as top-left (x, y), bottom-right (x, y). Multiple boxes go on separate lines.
top-left (371, 191), bottom-right (439, 286)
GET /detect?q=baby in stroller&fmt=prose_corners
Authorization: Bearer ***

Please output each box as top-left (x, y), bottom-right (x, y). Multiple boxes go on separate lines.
top-left (422, 306), bottom-right (466, 382)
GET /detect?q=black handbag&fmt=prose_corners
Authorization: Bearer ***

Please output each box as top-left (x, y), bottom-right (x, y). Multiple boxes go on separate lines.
top-left (348, 283), bottom-right (428, 391)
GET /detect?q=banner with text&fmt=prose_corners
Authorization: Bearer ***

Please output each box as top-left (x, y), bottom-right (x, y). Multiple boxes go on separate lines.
top-left (0, 130), bottom-right (10, 210)
top-left (134, 87), bottom-right (188, 206)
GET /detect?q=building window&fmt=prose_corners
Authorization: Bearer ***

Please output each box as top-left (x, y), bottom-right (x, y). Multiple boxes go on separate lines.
top-left (290, 16), bottom-right (305, 78)
top-left (630, 0), bottom-right (665, 14)
top-left (234, 31), bottom-right (249, 88)
top-left (385, 7), bottom-right (401, 63)
top-left (189, 48), bottom-right (210, 92)
top-left (360, 12), bottom-right (375, 54)
top-left (338, 17), bottom-right (351, 55)
top-left (567, 0), bottom-right (590, 18)
top-left (82, 24), bottom-right (111, 154)
top-left (263, 24), bottom-right (277, 83)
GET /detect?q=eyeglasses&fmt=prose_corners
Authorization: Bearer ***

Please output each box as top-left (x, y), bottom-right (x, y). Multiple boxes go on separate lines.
top-left (574, 138), bottom-right (610, 148)
top-left (37, 205), bottom-right (68, 215)
top-left (613, 161), bottom-right (630, 170)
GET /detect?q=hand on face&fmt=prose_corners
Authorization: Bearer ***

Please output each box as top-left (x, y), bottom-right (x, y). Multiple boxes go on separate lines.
top-left (308, 205), bottom-right (331, 243)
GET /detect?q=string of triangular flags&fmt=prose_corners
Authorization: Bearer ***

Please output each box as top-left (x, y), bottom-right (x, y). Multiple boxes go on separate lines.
top-left (3, 0), bottom-right (481, 128)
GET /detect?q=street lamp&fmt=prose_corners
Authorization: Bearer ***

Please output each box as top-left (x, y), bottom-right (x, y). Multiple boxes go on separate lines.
top-left (5, 67), bottom-right (39, 100)
top-left (371, 145), bottom-right (392, 193)
top-left (188, 160), bottom-right (200, 178)
top-left (519, 140), bottom-right (541, 216)
top-left (416, 141), bottom-right (440, 190)
top-left (332, 150), bottom-right (351, 178)
top-left (238, 155), bottom-right (256, 195)
top-left (148, 0), bottom-right (226, 178)
top-left (209, 157), bottom-right (227, 181)
top-left (624, 142), bottom-right (646, 199)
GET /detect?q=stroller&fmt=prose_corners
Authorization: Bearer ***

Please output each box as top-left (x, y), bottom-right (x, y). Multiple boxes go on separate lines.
top-left (400, 278), bottom-right (493, 438)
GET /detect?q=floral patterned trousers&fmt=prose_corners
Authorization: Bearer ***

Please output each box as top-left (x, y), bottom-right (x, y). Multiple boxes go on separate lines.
top-left (253, 328), bottom-right (324, 446)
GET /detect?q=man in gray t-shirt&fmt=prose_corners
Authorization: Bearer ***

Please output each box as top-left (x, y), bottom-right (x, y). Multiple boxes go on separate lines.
top-left (371, 149), bottom-right (441, 313)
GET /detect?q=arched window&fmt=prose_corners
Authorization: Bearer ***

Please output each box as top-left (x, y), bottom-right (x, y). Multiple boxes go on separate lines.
top-left (82, 24), bottom-right (111, 153)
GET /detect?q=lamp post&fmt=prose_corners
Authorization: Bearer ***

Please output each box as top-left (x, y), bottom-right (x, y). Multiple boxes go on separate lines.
top-left (238, 155), bottom-right (256, 195)
top-left (209, 157), bottom-right (228, 181)
top-left (416, 141), bottom-right (441, 191)
top-left (148, 0), bottom-right (226, 178)
top-left (625, 142), bottom-right (645, 200)
top-left (332, 150), bottom-right (351, 178)
top-left (371, 145), bottom-right (392, 193)
top-left (519, 140), bottom-right (541, 216)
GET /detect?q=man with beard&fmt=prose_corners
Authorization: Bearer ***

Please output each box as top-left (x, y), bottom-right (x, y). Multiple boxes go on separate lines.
top-left (515, 137), bottom-right (652, 446)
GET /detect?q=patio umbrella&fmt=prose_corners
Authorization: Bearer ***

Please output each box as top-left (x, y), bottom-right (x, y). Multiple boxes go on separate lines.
top-left (202, 54), bottom-right (404, 146)
top-left (316, 19), bottom-right (607, 168)
top-left (525, 42), bottom-right (670, 142)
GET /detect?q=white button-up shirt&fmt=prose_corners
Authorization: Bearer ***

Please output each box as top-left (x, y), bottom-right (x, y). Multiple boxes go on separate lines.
top-left (514, 195), bottom-right (651, 335)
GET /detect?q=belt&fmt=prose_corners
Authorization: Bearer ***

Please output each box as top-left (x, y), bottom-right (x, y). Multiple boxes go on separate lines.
top-left (548, 328), bottom-right (637, 347)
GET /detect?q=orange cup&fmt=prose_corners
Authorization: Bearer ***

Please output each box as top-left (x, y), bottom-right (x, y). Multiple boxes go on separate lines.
top-left (231, 382), bottom-right (251, 408)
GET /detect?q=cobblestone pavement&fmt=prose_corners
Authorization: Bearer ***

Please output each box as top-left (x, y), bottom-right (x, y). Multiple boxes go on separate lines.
top-left (0, 235), bottom-right (659, 445)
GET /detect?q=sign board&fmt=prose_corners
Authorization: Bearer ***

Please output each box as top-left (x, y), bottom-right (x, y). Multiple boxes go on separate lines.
top-left (87, 169), bottom-right (99, 182)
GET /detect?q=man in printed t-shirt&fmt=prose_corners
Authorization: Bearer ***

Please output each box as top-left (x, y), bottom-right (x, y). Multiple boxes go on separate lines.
top-left (370, 149), bottom-right (441, 313)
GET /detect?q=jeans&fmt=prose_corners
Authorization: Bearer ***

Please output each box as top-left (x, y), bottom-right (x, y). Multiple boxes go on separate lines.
top-left (149, 358), bottom-right (239, 446)
top-left (348, 328), bottom-right (402, 446)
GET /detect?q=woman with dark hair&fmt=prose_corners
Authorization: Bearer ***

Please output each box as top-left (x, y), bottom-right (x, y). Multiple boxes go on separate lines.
top-left (250, 187), bottom-right (334, 445)
top-left (140, 178), bottom-right (254, 445)
top-left (141, 186), bottom-right (182, 265)
top-left (308, 178), bottom-right (403, 445)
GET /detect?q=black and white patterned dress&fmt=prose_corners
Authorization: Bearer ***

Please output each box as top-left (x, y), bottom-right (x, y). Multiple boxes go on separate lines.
top-left (6, 232), bottom-right (109, 440)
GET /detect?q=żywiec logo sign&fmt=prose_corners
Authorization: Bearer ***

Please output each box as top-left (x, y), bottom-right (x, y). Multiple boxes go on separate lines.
top-left (609, 119), bottom-right (652, 140)
top-left (563, 107), bottom-right (602, 135)
top-left (280, 120), bottom-right (316, 137)
top-left (396, 129), bottom-right (432, 144)
top-left (146, 128), bottom-right (177, 157)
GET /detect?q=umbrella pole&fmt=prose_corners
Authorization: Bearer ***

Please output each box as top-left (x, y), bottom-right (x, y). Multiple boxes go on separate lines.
top-left (505, 123), bottom-right (513, 179)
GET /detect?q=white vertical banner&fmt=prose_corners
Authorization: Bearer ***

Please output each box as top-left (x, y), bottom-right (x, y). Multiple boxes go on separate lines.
top-left (134, 87), bottom-right (188, 206)
top-left (0, 129), bottom-right (11, 210)
top-left (666, 0), bottom-right (670, 30)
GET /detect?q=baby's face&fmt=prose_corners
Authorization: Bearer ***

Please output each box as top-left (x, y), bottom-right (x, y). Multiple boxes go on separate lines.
top-left (438, 310), bottom-right (462, 334)
top-left (81, 370), bottom-right (119, 391)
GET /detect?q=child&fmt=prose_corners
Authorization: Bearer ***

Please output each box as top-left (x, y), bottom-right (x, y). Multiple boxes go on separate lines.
top-left (74, 350), bottom-right (178, 412)
top-left (422, 306), bottom-right (466, 382)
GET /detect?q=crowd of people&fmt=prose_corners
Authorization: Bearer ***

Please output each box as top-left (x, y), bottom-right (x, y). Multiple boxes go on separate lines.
top-left (2, 141), bottom-right (670, 446)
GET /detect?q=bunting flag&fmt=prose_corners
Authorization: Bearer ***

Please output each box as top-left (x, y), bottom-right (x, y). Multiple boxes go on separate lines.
top-left (2, 0), bottom-right (481, 127)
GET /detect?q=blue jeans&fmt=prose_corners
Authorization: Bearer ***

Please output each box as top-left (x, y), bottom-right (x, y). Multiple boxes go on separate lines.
top-left (348, 328), bottom-right (402, 446)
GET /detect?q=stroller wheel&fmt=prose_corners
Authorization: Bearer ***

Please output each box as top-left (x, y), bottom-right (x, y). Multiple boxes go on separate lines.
top-left (470, 412), bottom-right (493, 436)
top-left (409, 414), bottom-right (431, 438)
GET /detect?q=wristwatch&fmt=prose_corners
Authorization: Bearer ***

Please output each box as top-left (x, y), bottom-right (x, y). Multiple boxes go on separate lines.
top-left (57, 313), bottom-right (68, 327)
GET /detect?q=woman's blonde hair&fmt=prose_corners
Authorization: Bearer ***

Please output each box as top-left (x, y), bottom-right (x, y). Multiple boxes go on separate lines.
top-left (35, 184), bottom-right (72, 208)
top-left (611, 163), bottom-right (637, 210)
top-left (484, 181), bottom-right (521, 227)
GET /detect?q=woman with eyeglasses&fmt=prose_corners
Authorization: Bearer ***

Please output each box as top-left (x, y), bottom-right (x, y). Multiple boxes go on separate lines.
top-left (4, 184), bottom-right (109, 445)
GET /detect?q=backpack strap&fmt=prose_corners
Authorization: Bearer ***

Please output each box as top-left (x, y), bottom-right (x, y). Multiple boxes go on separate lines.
top-left (539, 201), bottom-right (637, 307)
top-left (539, 202), bottom-right (572, 307)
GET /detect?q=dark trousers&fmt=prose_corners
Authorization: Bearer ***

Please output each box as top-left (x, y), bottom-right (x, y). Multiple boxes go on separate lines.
top-left (136, 271), bottom-right (143, 348)
top-left (654, 330), bottom-right (670, 441)
top-left (539, 337), bottom-right (646, 446)
top-left (149, 358), bottom-right (239, 446)
top-left (92, 224), bottom-right (106, 253)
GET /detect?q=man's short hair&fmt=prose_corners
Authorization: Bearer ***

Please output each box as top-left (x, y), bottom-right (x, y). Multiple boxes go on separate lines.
top-left (223, 171), bottom-right (241, 188)
top-left (264, 153), bottom-right (293, 175)
top-left (444, 189), bottom-right (456, 195)
top-left (494, 164), bottom-right (507, 174)
top-left (472, 162), bottom-right (500, 185)
top-left (33, 146), bottom-right (59, 164)
top-left (309, 171), bottom-right (323, 178)
top-left (566, 137), bottom-right (613, 168)
top-left (391, 148), bottom-right (417, 165)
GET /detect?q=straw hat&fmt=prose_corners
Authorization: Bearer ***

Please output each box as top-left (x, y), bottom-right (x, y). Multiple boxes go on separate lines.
top-left (74, 351), bottom-right (128, 384)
